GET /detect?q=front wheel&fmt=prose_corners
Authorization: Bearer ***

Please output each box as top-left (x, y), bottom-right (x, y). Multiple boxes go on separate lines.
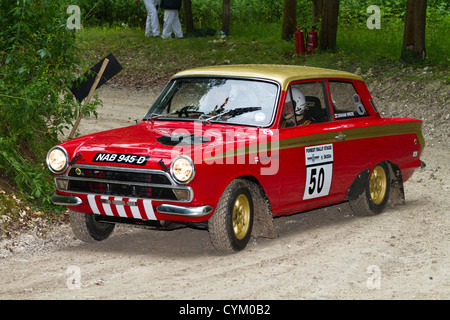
top-left (349, 162), bottom-right (391, 216)
top-left (208, 179), bottom-right (254, 254)
top-left (69, 210), bottom-right (115, 243)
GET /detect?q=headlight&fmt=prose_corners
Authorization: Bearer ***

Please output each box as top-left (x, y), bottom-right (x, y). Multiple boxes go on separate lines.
top-left (170, 155), bottom-right (195, 184)
top-left (46, 146), bottom-right (69, 174)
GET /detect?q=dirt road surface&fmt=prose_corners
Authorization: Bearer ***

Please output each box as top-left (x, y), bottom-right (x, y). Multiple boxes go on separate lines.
top-left (1, 83), bottom-right (448, 300)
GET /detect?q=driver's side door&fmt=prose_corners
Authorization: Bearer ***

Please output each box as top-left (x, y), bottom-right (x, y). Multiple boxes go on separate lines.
top-left (277, 80), bottom-right (342, 214)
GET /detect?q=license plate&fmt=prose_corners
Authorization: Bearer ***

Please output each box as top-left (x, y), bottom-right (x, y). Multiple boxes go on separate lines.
top-left (92, 153), bottom-right (149, 166)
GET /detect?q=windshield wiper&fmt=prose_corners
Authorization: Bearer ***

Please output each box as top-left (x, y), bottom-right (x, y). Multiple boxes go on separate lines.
top-left (202, 107), bottom-right (261, 125)
top-left (147, 110), bottom-right (179, 123)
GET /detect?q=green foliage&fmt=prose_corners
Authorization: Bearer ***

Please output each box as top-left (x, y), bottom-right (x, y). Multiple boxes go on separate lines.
top-left (80, 19), bottom-right (447, 85)
top-left (338, 0), bottom-right (407, 24)
top-left (72, 0), bottom-right (285, 28)
top-left (0, 0), bottom-right (98, 209)
top-left (339, 0), bottom-right (449, 25)
top-left (336, 0), bottom-right (449, 67)
top-left (191, 0), bottom-right (284, 27)
top-left (72, 0), bottom-right (449, 29)
top-left (73, 0), bottom-right (147, 27)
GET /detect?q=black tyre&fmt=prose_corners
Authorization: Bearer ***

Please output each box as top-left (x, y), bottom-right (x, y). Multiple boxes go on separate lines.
top-left (208, 179), bottom-right (254, 254)
top-left (349, 162), bottom-right (391, 216)
top-left (69, 210), bottom-right (115, 243)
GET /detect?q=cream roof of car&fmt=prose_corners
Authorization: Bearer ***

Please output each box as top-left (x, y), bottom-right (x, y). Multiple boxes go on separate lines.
top-left (173, 64), bottom-right (363, 90)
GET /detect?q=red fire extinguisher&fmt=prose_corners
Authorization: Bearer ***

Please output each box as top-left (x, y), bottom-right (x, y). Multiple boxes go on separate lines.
top-left (306, 28), bottom-right (318, 54)
top-left (295, 28), bottom-right (305, 54)
top-left (306, 28), bottom-right (317, 53)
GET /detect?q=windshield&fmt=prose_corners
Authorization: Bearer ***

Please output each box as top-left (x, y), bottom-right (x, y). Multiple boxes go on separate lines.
top-left (144, 77), bottom-right (279, 126)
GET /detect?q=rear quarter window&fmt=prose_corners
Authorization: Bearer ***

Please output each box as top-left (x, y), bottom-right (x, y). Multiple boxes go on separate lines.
top-left (329, 81), bottom-right (369, 120)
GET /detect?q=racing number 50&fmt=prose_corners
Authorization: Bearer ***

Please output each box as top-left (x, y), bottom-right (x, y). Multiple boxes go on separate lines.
top-left (303, 163), bottom-right (333, 200)
top-left (308, 167), bottom-right (325, 194)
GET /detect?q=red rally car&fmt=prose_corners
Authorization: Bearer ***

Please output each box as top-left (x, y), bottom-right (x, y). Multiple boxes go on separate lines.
top-left (47, 65), bottom-right (425, 253)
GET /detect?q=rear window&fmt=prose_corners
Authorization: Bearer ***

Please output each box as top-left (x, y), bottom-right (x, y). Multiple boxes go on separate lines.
top-left (329, 81), bottom-right (368, 120)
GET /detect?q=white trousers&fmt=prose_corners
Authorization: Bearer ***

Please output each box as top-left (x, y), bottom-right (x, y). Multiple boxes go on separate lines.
top-left (161, 10), bottom-right (183, 39)
top-left (144, 0), bottom-right (160, 37)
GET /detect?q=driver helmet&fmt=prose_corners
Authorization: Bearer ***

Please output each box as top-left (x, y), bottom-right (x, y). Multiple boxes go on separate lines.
top-left (291, 88), bottom-right (306, 116)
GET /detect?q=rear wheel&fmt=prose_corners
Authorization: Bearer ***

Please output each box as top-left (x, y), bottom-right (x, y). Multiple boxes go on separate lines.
top-left (69, 210), bottom-right (115, 243)
top-left (349, 162), bottom-right (391, 216)
top-left (208, 179), bottom-right (254, 254)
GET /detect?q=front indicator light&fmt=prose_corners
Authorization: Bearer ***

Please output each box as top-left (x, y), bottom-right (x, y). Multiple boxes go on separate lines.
top-left (173, 188), bottom-right (191, 201)
top-left (55, 178), bottom-right (69, 190)
top-left (46, 147), bottom-right (69, 174)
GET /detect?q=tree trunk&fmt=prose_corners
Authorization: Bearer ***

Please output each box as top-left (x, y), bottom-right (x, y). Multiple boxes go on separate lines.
top-left (281, 0), bottom-right (297, 41)
top-left (183, 0), bottom-right (194, 33)
top-left (312, 0), bottom-right (323, 26)
top-left (319, 0), bottom-right (340, 51)
top-left (401, 0), bottom-right (427, 61)
top-left (222, 0), bottom-right (231, 35)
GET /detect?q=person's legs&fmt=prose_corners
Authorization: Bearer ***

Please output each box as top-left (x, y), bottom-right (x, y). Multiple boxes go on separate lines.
top-left (148, 0), bottom-right (160, 36)
top-left (144, 0), bottom-right (159, 37)
top-left (172, 11), bottom-right (183, 38)
top-left (161, 10), bottom-right (175, 39)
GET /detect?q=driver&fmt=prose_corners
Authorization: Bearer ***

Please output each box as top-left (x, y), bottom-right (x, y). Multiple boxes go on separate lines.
top-left (281, 87), bottom-right (310, 128)
top-left (281, 100), bottom-right (295, 128)
top-left (291, 87), bottom-right (311, 125)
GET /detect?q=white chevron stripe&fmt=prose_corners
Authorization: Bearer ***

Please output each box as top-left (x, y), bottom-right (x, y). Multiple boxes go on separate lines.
top-left (143, 199), bottom-right (156, 220)
top-left (114, 197), bottom-right (128, 218)
top-left (88, 194), bottom-right (100, 214)
top-left (128, 198), bottom-right (142, 219)
top-left (86, 195), bottom-right (157, 221)
top-left (101, 195), bottom-right (113, 216)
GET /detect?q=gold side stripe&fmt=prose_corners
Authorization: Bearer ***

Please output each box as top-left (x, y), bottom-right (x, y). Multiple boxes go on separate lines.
top-left (203, 121), bottom-right (424, 161)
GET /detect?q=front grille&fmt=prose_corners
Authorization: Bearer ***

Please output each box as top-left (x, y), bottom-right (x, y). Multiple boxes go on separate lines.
top-left (68, 167), bottom-right (172, 185)
top-left (55, 165), bottom-right (192, 202)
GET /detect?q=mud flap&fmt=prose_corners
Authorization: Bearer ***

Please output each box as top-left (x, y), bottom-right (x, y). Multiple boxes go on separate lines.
top-left (247, 181), bottom-right (276, 239)
top-left (345, 169), bottom-right (370, 201)
top-left (388, 164), bottom-right (405, 206)
top-left (345, 165), bottom-right (405, 206)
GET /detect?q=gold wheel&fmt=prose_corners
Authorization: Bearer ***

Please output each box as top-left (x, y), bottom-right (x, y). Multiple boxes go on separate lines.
top-left (369, 165), bottom-right (388, 205)
top-left (209, 179), bottom-right (255, 253)
top-left (232, 194), bottom-right (251, 240)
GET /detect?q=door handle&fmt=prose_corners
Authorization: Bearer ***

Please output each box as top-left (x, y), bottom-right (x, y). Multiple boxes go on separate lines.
top-left (335, 133), bottom-right (347, 141)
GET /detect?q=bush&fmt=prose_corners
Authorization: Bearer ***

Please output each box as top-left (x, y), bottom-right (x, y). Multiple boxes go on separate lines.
top-left (72, 0), bottom-right (285, 28)
top-left (73, 0), bottom-right (147, 27)
top-left (0, 0), bottom-right (95, 209)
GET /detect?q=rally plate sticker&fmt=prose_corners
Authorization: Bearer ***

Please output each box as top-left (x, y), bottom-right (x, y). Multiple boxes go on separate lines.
top-left (303, 144), bottom-right (333, 200)
top-left (92, 153), bottom-right (149, 166)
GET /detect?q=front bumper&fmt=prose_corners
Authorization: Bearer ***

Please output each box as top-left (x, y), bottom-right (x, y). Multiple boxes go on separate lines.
top-left (156, 203), bottom-right (213, 217)
top-left (51, 193), bottom-right (83, 206)
top-left (51, 193), bottom-right (213, 218)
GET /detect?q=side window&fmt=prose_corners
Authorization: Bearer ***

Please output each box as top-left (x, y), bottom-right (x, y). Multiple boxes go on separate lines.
top-left (280, 81), bottom-right (330, 128)
top-left (329, 81), bottom-right (368, 120)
